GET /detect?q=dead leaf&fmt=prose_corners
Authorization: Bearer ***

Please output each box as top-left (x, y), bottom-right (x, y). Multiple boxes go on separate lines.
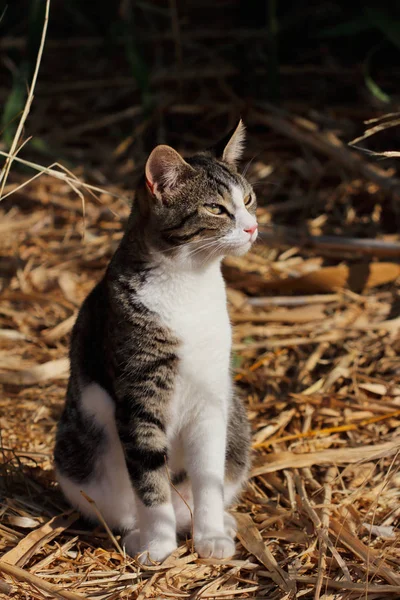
top-left (236, 513), bottom-right (294, 593)
top-left (58, 272), bottom-right (80, 305)
top-left (362, 523), bottom-right (396, 540)
top-left (0, 357), bottom-right (69, 385)
top-left (0, 560), bottom-right (85, 600)
top-left (330, 519), bottom-right (400, 585)
top-left (2, 512), bottom-right (79, 567)
top-left (7, 516), bottom-right (40, 529)
top-left (252, 438), bottom-right (400, 476)
top-left (41, 313), bottom-right (77, 344)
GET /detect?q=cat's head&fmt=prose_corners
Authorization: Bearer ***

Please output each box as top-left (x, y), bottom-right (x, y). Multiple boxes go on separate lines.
top-left (138, 120), bottom-right (257, 264)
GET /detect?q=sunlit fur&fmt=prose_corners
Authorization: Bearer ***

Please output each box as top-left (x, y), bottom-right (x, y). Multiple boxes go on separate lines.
top-left (137, 149), bottom-right (258, 268)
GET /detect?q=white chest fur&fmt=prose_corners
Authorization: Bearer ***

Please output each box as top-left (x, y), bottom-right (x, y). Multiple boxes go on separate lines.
top-left (136, 259), bottom-right (232, 429)
top-left (137, 259), bottom-right (231, 368)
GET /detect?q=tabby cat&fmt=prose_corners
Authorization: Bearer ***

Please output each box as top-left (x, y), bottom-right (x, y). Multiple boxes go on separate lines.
top-left (54, 120), bottom-right (257, 563)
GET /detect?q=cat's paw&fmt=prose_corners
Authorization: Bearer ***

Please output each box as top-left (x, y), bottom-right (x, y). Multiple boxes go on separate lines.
top-left (224, 512), bottom-right (237, 539)
top-left (123, 530), bottom-right (177, 564)
top-left (195, 532), bottom-right (235, 559)
top-left (138, 539), bottom-right (178, 565)
top-left (122, 529), bottom-right (141, 556)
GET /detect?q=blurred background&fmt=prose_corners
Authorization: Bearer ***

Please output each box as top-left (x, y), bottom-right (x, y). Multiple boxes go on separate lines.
top-left (2, 1), bottom-right (400, 235)
top-left (2, 1), bottom-right (400, 190)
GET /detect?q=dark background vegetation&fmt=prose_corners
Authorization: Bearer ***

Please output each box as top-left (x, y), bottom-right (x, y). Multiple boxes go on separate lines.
top-left (2, 1), bottom-right (400, 235)
top-left (2, 1), bottom-right (400, 154)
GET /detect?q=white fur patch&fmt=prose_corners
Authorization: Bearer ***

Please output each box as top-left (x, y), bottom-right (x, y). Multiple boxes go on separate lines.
top-left (231, 185), bottom-right (258, 237)
top-left (137, 258), bottom-right (235, 554)
top-left (56, 383), bottom-right (137, 531)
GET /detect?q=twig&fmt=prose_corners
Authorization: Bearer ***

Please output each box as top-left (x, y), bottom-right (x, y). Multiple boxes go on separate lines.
top-left (80, 491), bottom-right (124, 555)
top-left (251, 107), bottom-right (400, 198)
top-left (295, 576), bottom-right (400, 594)
top-left (0, 560), bottom-right (85, 600)
top-left (314, 467), bottom-right (336, 600)
top-left (252, 438), bottom-right (400, 476)
top-left (294, 473), bottom-right (352, 581)
top-left (0, 0), bottom-right (50, 198)
top-left (247, 294), bottom-right (339, 307)
top-left (233, 330), bottom-right (358, 351)
top-left (329, 518), bottom-right (400, 586)
top-left (256, 412), bottom-right (400, 450)
top-left (0, 151), bottom-right (130, 203)
top-left (259, 226), bottom-right (400, 258)
top-left (350, 116), bottom-right (400, 146)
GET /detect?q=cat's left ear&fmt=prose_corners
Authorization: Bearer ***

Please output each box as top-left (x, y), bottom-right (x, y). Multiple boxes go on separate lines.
top-left (212, 119), bottom-right (246, 167)
top-left (145, 144), bottom-right (194, 202)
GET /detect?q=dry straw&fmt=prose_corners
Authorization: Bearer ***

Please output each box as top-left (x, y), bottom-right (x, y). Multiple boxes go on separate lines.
top-left (1, 2), bottom-right (400, 599)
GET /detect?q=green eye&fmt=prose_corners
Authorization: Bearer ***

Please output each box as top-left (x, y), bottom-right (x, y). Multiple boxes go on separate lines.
top-left (205, 203), bottom-right (226, 215)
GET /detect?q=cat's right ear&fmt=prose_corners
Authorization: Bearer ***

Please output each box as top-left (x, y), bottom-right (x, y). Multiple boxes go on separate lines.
top-left (145, 145), bottom-right (194, 202)
top-left (212, 119), bottom-right (246, 167)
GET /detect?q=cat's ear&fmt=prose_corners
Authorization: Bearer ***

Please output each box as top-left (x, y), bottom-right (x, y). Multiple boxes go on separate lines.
top-left (213, 119), bottom-right (246, 166)
top-left (145, 145), bottom-right (194, 202)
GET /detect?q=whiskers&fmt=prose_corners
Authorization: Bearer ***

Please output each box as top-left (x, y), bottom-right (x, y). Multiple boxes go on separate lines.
top-left (242, 154), bottom-right (258, 178)
top-left (158, 233), bottom-right (226, 262)
top-left (159, 236), bottom-right (213, 255)
top-left (185, 236), bottom-right (225, 260)
top-left (157, 231), bottom-right (256, 265)
top-left (249, 180), bottom-right (279, 188)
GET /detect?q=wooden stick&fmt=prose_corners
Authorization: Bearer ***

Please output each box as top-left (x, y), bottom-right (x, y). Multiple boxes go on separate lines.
top-left (248, 294), bottom-right (339, 307)
top-left (0, 561), bottom-right (85, 600)
top-left (314, 467), bottom-right (336, 600)
top-left (295, 576), bottom-right (400, 593)
top-left (259, 226), bottom-right (400, 258)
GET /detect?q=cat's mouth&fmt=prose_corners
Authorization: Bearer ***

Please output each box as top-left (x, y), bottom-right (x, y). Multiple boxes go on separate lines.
top-left (224, 239), bottom-right (253, 257)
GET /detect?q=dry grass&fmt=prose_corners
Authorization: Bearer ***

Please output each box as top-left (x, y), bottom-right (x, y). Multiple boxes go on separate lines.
top-left (1, 9), bottom-right (400, 599)
top-left (0, 162), bottom-right (399, 598)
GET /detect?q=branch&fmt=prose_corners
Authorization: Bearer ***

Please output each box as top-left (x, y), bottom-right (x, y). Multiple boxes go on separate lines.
top-left (251, 106), bottom-right (400, 198)
top-left (259, 226), bottom-right (400, 258)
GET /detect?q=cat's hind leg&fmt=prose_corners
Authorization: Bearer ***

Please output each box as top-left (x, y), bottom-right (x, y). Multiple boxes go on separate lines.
top-left (55, 383), bottom-right (137, 533)
top-left (223, 392), bottom-right (251, 539)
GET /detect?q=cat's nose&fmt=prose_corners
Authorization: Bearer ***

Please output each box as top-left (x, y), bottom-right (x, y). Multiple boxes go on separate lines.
top-left (244, 224), bottom-right (258, 235)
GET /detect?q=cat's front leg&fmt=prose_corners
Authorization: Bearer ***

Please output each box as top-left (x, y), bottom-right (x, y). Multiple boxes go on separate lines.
top-left (117, 411), bottom-right (177, 564)
top-left (183, 405), bottom-right (235, 559)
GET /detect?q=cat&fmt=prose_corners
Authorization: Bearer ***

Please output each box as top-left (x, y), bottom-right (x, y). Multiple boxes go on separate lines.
top-left (54, 120), bottom-right (257, 564)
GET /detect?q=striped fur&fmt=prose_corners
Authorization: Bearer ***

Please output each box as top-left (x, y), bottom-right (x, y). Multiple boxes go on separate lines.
top-left (54, 123), bottom-right (256, 563)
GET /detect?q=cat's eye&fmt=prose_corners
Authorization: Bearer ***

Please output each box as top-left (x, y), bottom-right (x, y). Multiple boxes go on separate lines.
top-left (244, 194), bottom-right (253, 206)
top-left (205, 203), bottom-right (227, 216)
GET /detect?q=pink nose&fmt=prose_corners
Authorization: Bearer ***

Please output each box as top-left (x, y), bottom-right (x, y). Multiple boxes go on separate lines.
top-left (244, 224), bottom-right (258, 235)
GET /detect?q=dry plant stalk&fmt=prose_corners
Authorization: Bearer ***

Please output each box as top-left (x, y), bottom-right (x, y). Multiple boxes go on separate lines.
top-left (0, 0), bottom-right (50, 198)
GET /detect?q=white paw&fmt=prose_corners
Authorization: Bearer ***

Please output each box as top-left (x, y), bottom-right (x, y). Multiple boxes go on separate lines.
top-left (138, 538), bottom-right (178, 565)
top-left (122, 529), bottom-right (141, 556)
top-left (195, 532), bottom-right (235, 559)
top-left (123, 531), bottom-right (177, 563)
top-left (224, 512), bottom-right (237, 538)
